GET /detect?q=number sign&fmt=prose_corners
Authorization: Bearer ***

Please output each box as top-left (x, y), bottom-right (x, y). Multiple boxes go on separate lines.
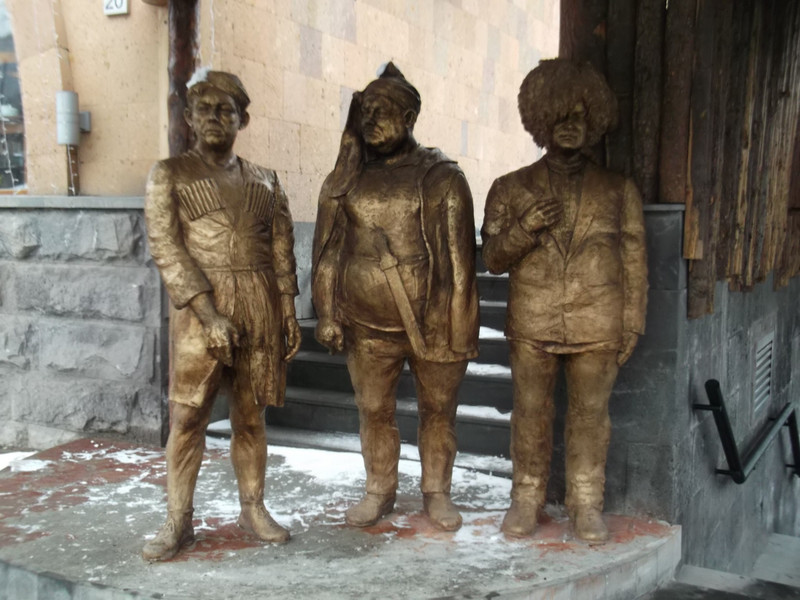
top-left (104, 0), bottom-right (129, 16)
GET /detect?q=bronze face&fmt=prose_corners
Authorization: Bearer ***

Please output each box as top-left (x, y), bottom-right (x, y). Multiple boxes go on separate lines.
top-left (360, 93), bottom-right (413, 156)
top-left (551, 102), bottom-right (588, 151)
top-left (184, 87), bottom-right (246, 152)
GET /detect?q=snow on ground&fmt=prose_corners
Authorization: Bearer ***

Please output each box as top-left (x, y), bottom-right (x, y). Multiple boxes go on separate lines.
top-left (466, 362), bottom-right (511, 377)
top-left (479, 326), bottom-right (505, 340)
top-left (0, 451), bottom-right (37, 471)
top-left (456, 404), bottom-right (510, 421)
top-left (1, 438), bottom-right (513, 541)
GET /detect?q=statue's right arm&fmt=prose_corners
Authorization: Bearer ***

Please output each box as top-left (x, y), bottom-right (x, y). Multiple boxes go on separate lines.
top-left (311, 180), bottom-right (346, 352)
top-left (144, 162), bottom-right (237, 365)
top-left (144, 161), bottom-right (213, 309)
top-left (480, 178), bottom-right (541, 274)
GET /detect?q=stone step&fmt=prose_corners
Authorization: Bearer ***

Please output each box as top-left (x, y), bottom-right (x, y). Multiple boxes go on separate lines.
top-left (477, 271), bottom-right (509, 301)
top-left (287, 350), bottom-right (513, 411)
top-left (674, 565), bottom-right (800, 599)
top-left (478, 299), bottom-right (507, 330)
top-left (298, 319), bottom-right (510, 366)
top-left (750, 534), bottom-right (800, 589)
top-left (641, 581), bottom-right (756, 599)
top-left (267, 386), bottom-right (512, 458)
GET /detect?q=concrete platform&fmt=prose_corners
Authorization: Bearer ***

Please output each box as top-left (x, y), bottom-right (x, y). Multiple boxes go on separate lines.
top-left (0, 438), bottom-right (680, 599)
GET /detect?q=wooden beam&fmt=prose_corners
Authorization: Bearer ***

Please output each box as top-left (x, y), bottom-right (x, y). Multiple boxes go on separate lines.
top-left (632, 0), bottom-right (665, 204)
top-left (168, 0), bottom-right (200, 158)
top-left (659, 0), bottom-right (696, 205)
top-left (686, 0), bottom-right (717, 318)
top-left (605, 0), bottom-right (635, 175)
top-left (715, 1), bottom-right (753, 281)
top-left (559, 0), bottom-right (608, 73)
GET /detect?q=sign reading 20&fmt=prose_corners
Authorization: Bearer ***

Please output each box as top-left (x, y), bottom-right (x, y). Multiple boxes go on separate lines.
top-left (104, 0), bottom-right (129, 16)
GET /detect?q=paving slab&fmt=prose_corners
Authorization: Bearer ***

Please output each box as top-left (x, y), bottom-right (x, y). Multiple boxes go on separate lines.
top-left (0, 438), bottom-right (680, 599)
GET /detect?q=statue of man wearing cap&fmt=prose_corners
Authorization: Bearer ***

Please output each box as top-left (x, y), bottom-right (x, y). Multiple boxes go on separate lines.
top-left (142, 70), bottom-right (301, 561)
top-left (312, 63), bottom-right (479, 531)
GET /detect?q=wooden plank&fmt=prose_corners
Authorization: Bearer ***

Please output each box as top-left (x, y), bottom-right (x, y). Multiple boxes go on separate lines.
top-left (742, 2), bottom-right (774, 288)
top-left (686, 0), bottom-right (718, 318)
top-left (701, 1), bottom-right (734, 302)
top-left (605, 0), bottom-right (636, 175)
top-left (658, 0), bottom-right (696, 205)
top-left (632, 0), bottom-right (665, 204)
top-left (559, 0), bottom-right (608, 74)
top-left (715, 2), bottom-right (753, 281)
top-left (761, 1), bottom-right (795, 281)
top-left (728, 4), bottom-right (762, 290)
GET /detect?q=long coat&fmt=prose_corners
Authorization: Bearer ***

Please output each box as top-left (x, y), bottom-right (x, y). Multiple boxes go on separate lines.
top-left (481, 158), bottom-right (647, 347)
top-left (144, 151), bottom-right (298, 407)
top-left (312, 145), bottom-right (479, 363)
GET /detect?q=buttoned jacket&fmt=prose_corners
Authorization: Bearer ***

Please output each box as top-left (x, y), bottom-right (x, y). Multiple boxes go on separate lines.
top-left (481, 158), bottom-right (647, 346)
top-left (313, 146), bottom-right (479, 363)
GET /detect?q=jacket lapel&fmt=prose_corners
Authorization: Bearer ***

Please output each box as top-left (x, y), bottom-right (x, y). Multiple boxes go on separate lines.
top-left (566, 164), bottom-right (597, 259)
top-left (523, 160), bottom-right (567, 257)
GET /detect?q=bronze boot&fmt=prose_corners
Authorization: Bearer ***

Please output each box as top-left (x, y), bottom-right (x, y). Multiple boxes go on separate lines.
top-left (142, 509), bottom-right (195, 562)
top-left (238, 501), bottom-right (290, 543)
top-left (345, 493), bottom-right (396, 527)
top-left (501, 498), bottom-right (542, 537)
top-left (571, 506), bottom-right (609, 543)
top-left (423, 492), bottom-right (462, 531)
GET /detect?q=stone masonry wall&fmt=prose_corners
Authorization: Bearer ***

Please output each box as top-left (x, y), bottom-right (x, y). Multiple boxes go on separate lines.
top-left (0, 202), bottom-right (165, 448)
top-left (673, 275), bottom-right (800, 572)
top-left (202, 0), bottom-right (560, 223)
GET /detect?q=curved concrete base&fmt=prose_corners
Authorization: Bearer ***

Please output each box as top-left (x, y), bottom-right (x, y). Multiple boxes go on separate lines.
top-left (0, 438), bottom-right (680, 599)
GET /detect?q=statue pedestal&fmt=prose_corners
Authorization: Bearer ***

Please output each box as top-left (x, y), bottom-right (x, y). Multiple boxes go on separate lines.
top-left (0, 438), bottom-right (680, 599)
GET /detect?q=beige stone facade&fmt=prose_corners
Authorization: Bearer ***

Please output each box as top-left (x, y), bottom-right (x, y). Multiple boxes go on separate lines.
top-left (6, 0), bottom-right (558, 219)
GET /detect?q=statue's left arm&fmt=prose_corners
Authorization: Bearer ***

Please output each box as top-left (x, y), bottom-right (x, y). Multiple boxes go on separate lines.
top-left (618, 178), bottom-right (648, 365)
top-left (271, 173), bottom-right (301, 361)
top-left (443, 169), bottom-right (479, 354)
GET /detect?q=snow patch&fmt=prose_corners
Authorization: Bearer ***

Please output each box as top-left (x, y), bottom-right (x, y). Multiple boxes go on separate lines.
top-left (456, 405), bottom-right (510, 422)
top-left (8, 458), bottom-right (51, 473)
top-left (0, 451), bottom-right (35, 471)
top-left (466, 362), bottom-right (511, 377)
top-left (479, 326), bottom-right (505, 340)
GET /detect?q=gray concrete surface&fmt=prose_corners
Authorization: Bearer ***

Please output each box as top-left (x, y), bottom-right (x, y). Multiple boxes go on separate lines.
top-left (0, 437), bottom-right (680, 599)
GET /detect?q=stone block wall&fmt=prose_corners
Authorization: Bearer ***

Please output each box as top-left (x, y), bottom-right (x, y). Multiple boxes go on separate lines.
top-left (0, 201), bottom-right (166, 448)
top-left (672, 274), bottom-right (800, 572)
top-left (202, 0), bottom-right (560, 222)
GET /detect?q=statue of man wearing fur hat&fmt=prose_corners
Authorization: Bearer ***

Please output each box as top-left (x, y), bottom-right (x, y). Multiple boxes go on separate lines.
top-left (312, 63), bottom-right (479, 531)
top-left (143, 70), bottom-right (301, 560)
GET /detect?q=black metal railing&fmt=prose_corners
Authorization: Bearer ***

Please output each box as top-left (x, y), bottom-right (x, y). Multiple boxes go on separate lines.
top-left (693, 379), bottom-right (800, 484)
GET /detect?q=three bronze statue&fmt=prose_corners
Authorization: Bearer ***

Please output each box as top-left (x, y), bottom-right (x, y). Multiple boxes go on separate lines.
top-left (142, 59), bottom-right (647, 561)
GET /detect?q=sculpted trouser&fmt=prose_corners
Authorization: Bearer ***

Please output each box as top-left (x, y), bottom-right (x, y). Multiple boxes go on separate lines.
top-left (166, 357), bottom-right (268, 515)
top-left (508, 342), bottom-right (618, 515)
top-left (345, 324), bottom-right (467, 496)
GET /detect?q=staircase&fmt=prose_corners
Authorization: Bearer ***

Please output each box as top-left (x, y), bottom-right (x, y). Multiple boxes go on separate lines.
top-left (641, 534), bottom-right (800, 599)
top-left (266, 245), bottom-right (515, 460)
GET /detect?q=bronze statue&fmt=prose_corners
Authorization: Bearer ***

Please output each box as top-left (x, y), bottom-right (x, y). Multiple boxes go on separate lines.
top-left (481, 59), bottom-right (648, 543)
top-left (312, 63), bottom-right (479, 531)
top-left (142, 70), bottom-right (300, 561)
